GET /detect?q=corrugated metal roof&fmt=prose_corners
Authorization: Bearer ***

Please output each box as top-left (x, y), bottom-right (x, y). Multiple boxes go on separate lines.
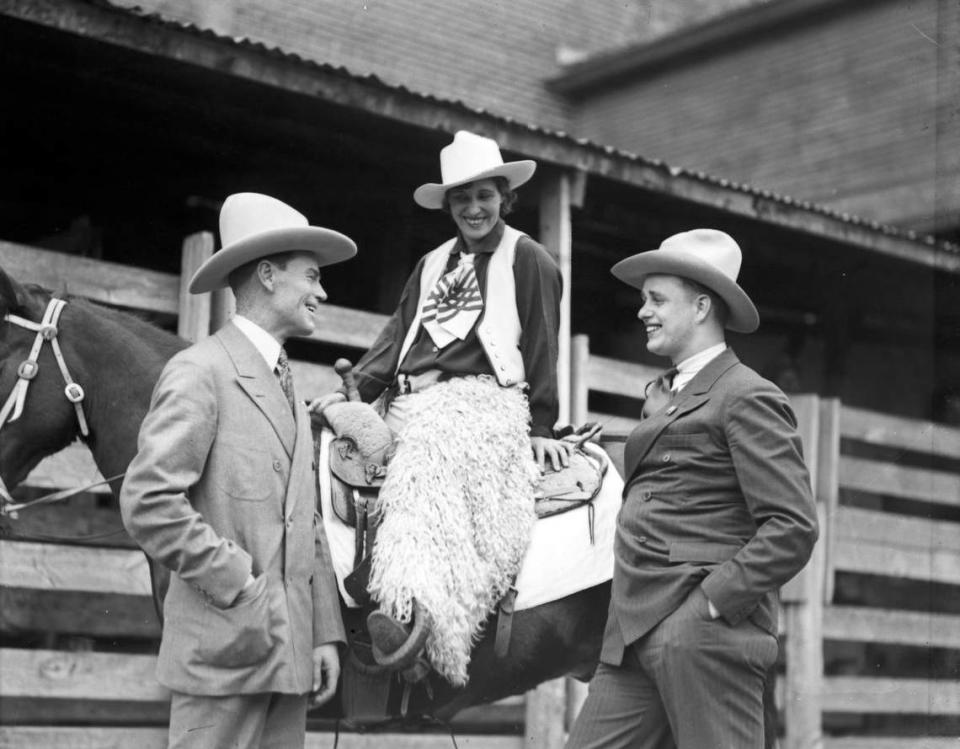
top-left (63, 0), bottom-right (958, 257)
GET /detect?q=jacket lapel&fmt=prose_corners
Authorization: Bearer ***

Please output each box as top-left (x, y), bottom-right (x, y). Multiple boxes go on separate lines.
top-left (623, 349), bottom-right (741, 484)
top-left (217, 323), bottom-right (296, 458)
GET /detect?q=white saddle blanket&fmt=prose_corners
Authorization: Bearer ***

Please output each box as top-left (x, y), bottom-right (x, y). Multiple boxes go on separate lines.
top-left (317, 429), bottom-right (620, 611)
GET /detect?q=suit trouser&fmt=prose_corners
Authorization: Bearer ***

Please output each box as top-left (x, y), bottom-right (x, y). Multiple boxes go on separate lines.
top-left (566, 586), bottom-right (778, 749)
top-left (168, 690), bottom-right (308, 749)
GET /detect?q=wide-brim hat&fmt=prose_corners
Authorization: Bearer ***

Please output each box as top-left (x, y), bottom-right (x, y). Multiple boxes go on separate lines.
top-left (611, 229), bottom-right (759, 333)
top-left (413, 130), bottom-right (536, 210)
top-left (188, 192), bottom-right (357, 294)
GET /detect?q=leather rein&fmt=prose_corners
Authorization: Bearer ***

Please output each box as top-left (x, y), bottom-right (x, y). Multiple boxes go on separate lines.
top-left (0, 297), bottom-right (123, 517)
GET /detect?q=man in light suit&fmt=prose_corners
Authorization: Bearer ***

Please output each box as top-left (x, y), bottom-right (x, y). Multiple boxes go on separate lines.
top-left (120, 193), bottom-right (355, 748)
top-left (567, 229), bottom-right (818, 748)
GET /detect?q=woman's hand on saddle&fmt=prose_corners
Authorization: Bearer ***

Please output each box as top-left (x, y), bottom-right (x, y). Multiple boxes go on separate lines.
top-left (531, 435), bottom-right (574, 473)
top-left (308, 391), bottom-right (347, 430)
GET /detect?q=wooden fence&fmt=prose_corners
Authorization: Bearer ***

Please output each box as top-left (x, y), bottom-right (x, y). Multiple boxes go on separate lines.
top-left (4, 243), bottom-right (959, 747)
top-left (0, 236), bottom-right (535, 748)
top-left (571, 333), bottom-right (960, 748)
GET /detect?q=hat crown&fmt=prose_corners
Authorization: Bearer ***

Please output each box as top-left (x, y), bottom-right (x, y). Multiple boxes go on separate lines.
top-left (659, 229), bottom-right (742, 283)
top-left (220, 193), bottom-right (308, 249)
top-left (438, 131), bottom-right (506, 187)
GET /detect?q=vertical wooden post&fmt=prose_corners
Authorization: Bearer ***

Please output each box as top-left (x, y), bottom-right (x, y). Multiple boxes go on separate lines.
top-left (817, 398), bottom-right (841, 604)
top-left (539, 170), bottom-right (579, 426)
top-left (178, 232), bottom-right (214, 342)
top-left (782, 394), bottom-right (827, 749)
top-left (570, 334), bottom-right (590, 426)
top-left (525, 678), bottom-right (567, 749)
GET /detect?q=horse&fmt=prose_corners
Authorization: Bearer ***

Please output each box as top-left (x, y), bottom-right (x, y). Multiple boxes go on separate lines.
top-left (0, 267), bottom-right (609, 725)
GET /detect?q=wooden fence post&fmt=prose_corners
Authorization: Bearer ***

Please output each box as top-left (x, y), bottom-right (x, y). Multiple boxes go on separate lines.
top-left (570, 334), bottom-right (590, 426)
top-left (782, 394), bottom-right (827, 749)
top-left (526, 677), bottom-right (567, 749)
top-left (540, 169), bottom-right (585, 427)
top-left (178, 232), bottom-right (214, 342)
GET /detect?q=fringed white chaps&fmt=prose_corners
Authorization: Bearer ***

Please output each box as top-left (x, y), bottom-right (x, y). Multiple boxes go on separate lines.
top-left (367, 376), bottom-right (539, 685)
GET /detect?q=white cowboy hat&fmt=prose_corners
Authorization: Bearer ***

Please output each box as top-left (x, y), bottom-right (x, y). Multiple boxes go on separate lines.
top-left (611, 228), bottom-right (760, 333)
top-left (188, 193), bottom-right (357, 294)
top-left (413, 130), bottom-right (536, 210)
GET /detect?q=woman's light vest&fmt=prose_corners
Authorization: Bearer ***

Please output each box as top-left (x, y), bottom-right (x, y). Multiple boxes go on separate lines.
top-left (396, 225), bottom-right (525, 387)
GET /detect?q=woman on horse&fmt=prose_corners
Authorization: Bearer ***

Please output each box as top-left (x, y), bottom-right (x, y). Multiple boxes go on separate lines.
top-left (316, 130), bottom-right (572, 685)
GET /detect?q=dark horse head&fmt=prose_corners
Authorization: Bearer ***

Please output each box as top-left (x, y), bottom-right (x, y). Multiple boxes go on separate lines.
top-left (0, 268), bottom-right (186, 497)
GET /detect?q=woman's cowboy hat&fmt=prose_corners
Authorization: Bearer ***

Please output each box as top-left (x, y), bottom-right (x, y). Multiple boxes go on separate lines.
top-left (413, 130), bottom-right (536, 210)
top-left (611, 229), bottom-right (760, 333)
top-left (189, 192), bottom-right (357, 293)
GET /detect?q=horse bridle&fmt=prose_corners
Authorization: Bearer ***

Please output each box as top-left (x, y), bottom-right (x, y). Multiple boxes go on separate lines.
top-left (0, 297), bottom-right (121, 516)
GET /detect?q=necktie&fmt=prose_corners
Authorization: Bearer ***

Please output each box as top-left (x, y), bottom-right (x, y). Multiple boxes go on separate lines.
top-left (662, 366), bottom-right (679, 391)
top-left (421, 252), bottom-right (484, 348)
top-left (276, 347), bottom-right (296, 413)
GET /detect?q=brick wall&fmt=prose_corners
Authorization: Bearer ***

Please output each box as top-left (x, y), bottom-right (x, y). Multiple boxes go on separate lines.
top-left (568, 0), bottom-right (958, 231)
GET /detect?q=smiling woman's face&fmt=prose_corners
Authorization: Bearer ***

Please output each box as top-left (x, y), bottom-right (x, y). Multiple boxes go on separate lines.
top-left (446, 178), bottom-right (503, 248)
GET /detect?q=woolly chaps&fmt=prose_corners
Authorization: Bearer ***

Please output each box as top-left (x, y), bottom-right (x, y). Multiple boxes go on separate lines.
top-left (367, 377), bottom-right (539, 685)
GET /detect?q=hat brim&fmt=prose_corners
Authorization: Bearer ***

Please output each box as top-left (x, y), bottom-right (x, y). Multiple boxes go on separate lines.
top-left (413, 160), bottom-right (536, 209)
top-left (611, 251), bottom-right (759, 334)
top-left (189, 227), bottom-right (357, 294)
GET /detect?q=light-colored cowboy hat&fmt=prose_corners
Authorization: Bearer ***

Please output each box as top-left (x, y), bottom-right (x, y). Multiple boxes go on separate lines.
top-left (611, 228), bottom-right (760, 333)
top-left (413, 130), bottom-right (536, 210)
top-left (188, 192), bottom-right (357, 294)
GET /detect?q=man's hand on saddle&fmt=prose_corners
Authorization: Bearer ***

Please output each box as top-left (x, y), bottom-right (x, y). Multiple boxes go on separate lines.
top-left (308, 391), bottom-right (347, 430)
top-left (309, 642), bottom-right (341, 708)
top-left (531, 435), bottom-right (575, 473)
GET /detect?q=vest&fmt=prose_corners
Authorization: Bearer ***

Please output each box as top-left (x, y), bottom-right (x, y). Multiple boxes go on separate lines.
top-left (396, 225), bottom-right (525, 387)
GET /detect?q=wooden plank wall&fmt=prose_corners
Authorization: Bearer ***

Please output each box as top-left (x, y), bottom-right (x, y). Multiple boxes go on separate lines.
top-left (0, 238), bottom-right (538, 748)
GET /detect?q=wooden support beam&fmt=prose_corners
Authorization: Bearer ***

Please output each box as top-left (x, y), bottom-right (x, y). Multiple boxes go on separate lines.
top-left (569, 334), bottom-right (589, 425)
top-left (539, 170), bottom-right (574, 425)
top-left (177, 232), bottom-right (213, 342)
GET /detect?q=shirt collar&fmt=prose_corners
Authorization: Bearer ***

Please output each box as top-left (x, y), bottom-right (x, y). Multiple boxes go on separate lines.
top-left (231, 314), bottom-right (282, 371)
top-left (451, 220), bottom-right (505, 256)
top-left (673, 342), bottom-right (727, 391)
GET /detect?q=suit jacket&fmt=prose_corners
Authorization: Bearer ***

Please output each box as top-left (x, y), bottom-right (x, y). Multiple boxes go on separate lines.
top-left (601, 348), bottom-right (818, 664)
top-left (120, 322), bottom-right (345, 696)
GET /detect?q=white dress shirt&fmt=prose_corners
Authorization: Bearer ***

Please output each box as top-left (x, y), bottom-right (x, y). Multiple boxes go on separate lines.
top-left (231, 314), bottom-right (282, 372)
top-left (672, 342), bottom-right (727, 393)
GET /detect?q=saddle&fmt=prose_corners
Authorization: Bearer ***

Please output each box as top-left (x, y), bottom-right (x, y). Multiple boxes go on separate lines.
top-left (327, 406), bottom-right (606, 530)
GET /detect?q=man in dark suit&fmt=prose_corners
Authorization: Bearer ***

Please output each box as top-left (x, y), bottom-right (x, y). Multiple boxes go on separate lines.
top-left (121, 193), bottom-right (355, 748)
top-left (567, 229), bottom-right (818, 748)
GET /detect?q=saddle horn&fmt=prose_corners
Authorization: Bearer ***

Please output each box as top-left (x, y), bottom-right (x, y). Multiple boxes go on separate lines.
top-left (335, 358), bottom-right (362, 402)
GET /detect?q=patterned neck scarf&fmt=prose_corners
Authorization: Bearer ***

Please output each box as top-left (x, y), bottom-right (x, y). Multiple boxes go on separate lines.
top-left (421, 252), bottom-right (484, 349)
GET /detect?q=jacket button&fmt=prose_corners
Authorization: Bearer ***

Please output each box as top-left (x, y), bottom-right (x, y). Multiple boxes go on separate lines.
top-left (640, 490), bottom-right (652, 501)
top-left (662, 453), bottom-right (671, 463)
top-left (273, 459), bottom-right (282, 471)
top-left (638, 536), bottom-right (648, 544)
